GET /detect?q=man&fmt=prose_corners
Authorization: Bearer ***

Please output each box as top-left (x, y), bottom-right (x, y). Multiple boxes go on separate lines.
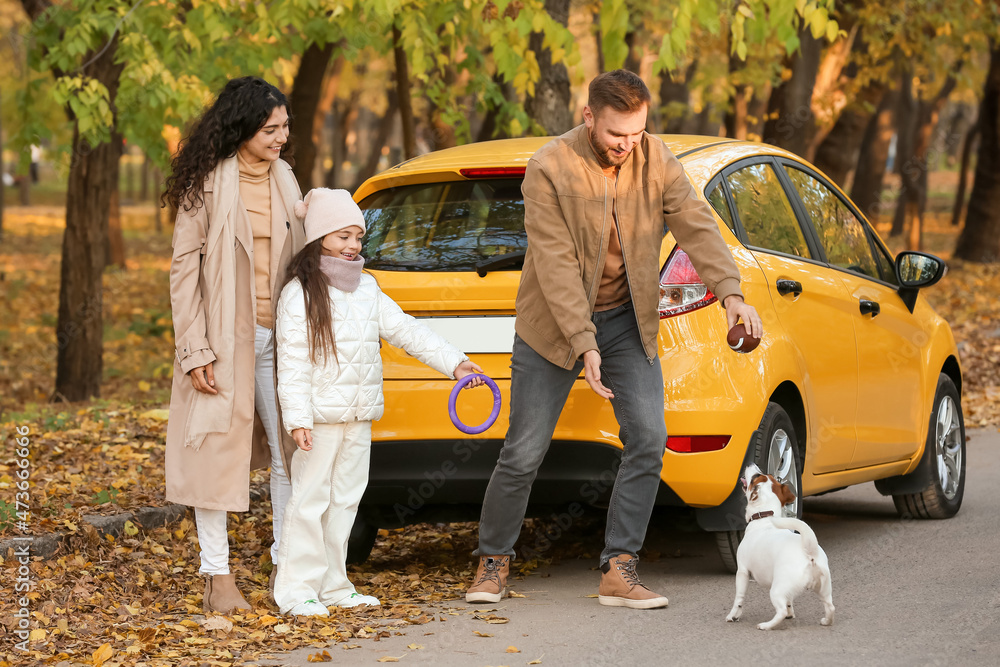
top-left (465, 70), bottom-right (762, 609)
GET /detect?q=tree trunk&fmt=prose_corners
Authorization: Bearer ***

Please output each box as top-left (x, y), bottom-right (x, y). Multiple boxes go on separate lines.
top-left (393, 23), bottom-right (417, 160)
top-left (106, 187), bottom-right (126, 269)
top-left (851, 87), bottom-right (899, 223)
top-left (891, 71), bottom-right (958, 244)
top-left (325, 98), bottom-right (355, 188)
top-left (889, 74), bottom-right (918, 238)
top-left (812, 47), bottom-right (886, 189)
top-left (724, 50), bottom-right (749, 140)
top-left (289, 40), bottom-right (338, 193)
top-left (624, 29), bottom-right (641, 74)
top-left (593, 9), bottom-right (605, 74)
top-left (18, 173), bottom-right (30, 205)
top-left (140, 152), bottom-right (149, 202)
top-left (55, 38), bottom-right (126, 402)
top-left (955, 44), bottom-right (1000, 262)
top-left (476, 74), bottom-right (516, 142)
top-left (354, 89), bottom-right (399, 191)
top-left (525, 0), bottom-right (572, 135)
top-left (659, 62), bottom-right (697, 134)
top-left (0, 86), bottom-right (4, 245)
top-left (761, 27), bottom-right (822, 155)
top-left (952, 117), bottom-right (979, 226)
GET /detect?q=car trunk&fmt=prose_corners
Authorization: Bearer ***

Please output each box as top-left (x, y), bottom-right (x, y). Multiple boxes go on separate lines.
top-left (373, 269), bottom-right (520, 380)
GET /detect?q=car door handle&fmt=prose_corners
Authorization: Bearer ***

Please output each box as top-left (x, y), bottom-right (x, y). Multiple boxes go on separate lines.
top-left (859, 299), bottom-right (880, 317)
top-left (776, 279), bottom-right (803, 297)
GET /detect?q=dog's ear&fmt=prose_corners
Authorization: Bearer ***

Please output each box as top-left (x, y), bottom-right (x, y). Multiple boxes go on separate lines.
top-left (777, 483), bottom-right (797, 506)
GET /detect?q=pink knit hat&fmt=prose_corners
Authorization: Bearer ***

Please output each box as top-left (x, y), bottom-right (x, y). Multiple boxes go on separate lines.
top-left (294, 188), bottom-right (366, 245)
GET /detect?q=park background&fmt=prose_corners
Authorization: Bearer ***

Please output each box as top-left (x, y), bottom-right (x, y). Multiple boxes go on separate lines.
top-left (1, 0), bottom-right (999, 664)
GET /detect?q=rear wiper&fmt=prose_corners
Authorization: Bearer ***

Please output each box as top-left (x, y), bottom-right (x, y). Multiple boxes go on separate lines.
top-left (475, 250), bottom-right (526, 277)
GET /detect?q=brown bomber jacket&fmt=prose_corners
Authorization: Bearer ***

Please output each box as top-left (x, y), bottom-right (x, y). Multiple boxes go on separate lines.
top-left (514, 125), bottom-right (744, 369)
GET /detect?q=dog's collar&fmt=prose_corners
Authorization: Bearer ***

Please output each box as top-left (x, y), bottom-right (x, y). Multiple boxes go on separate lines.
top-left (749, 511), bottom-right (774, 522)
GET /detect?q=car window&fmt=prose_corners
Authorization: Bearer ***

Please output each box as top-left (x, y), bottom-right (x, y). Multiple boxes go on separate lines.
top-left (726, 162), bottom-right (812, 258)
top-left (358, 179), bottom-right (526, 271)
top-left (783, 166), bottom-right (879, 278)
top-left (872, 239), bottom-right (899, 286)
top-left (707, 183), bottom-right (736, 233)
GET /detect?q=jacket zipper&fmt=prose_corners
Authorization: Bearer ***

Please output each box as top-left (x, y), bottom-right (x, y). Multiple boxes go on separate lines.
top-left (613, 172), bottom-right (653, 365)
top-left (573, 177), bottom-right (610, 368)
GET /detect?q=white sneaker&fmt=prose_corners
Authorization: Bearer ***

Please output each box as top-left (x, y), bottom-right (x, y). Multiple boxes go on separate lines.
top-left (330, 592), bottom-right (381, 608)
top-left (287, 599), bottom-right (330, 617)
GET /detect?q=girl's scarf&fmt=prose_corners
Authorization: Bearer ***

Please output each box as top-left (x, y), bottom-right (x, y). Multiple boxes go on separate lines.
top-left (320, 254), bottom-right (365, 292)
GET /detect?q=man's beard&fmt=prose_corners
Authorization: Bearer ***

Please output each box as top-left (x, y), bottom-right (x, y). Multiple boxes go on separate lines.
top-left (588, 127), bottom-right (629, 168)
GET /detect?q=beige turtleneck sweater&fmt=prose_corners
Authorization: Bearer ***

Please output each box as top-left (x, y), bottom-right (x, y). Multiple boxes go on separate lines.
top-left (237, 151), bottom-right (274, 328)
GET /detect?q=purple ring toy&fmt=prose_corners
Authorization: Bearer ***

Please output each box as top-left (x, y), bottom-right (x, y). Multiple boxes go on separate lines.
top-left (448, 373), bottom-right (501, 435)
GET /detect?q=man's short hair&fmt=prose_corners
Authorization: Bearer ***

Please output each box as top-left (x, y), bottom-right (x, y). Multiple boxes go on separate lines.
top-left (588, 69), bottom-right (651, 116)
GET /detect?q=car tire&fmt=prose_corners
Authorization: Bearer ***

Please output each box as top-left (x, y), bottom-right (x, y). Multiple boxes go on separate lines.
top-left (346, 512), bottom-right (379, 565)
top-left (891, 374), bottom-right (965, 519)
top-left (715, 402), bottom-right (803, 573)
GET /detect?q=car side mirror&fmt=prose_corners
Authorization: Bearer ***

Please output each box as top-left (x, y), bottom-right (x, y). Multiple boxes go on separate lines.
top-left (895, 251), bottom-right (946, 313)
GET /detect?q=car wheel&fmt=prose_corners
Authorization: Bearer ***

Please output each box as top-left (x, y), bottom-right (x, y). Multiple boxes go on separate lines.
top-left (715, 402), bottom-right (803, 573)
top-left (346, 511), bottom-right (379, 564)
top-left (892, 374), bottom-right (965, 519)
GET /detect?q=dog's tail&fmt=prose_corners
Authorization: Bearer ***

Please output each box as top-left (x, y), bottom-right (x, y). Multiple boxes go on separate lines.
top-left (771, 517), bottom-right (820, 560)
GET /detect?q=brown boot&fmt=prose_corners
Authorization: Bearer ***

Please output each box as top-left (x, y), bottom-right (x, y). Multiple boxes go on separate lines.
top-left (203, 574), bottom-right (251, 614)
top-left (597, 554), bottom-right (668, 609)
top-left (465, 556), bottom-right (510, 603)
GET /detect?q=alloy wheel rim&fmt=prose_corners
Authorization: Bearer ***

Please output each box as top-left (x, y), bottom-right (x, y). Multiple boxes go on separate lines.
top-left (935, 395), bottom-right (962, 500)
top-left (768, 428), bottom-right (799, 517)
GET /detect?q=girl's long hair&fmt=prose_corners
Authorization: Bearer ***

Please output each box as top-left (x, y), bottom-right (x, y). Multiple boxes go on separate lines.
top-left (161, 76), bottom-right (294, 211)
top-left (282, 239), bottom-right (336, 364)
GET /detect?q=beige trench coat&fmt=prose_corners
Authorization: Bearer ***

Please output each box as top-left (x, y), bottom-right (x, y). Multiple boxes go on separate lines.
top-left (164, 157), bottom-right (305, 511)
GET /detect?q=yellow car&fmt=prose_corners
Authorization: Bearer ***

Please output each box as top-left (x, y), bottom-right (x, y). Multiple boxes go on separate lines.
top-left (349, 136), bottom-right (965, 570)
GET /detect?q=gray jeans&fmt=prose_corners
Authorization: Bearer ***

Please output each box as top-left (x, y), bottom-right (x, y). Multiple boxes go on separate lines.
top-left (477, 301), bottom-right (667, 566)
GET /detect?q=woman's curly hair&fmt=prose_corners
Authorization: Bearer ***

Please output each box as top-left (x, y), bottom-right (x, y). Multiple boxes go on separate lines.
top-left (161, 76), bottom-right (294, 211)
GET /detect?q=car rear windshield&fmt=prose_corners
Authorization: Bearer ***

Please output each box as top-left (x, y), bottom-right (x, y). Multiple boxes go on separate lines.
top-left (358, 179), bottom-right (527, 271)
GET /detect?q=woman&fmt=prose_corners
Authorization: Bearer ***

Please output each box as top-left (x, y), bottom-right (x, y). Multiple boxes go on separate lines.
top-left (162, 76), bottom-right (305, 613)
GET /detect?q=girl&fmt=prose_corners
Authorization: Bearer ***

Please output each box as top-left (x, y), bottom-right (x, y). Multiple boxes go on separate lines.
top-left (273, 188), bottom-right (483, 616)
top-left (163, 76), bottom-right (304, 613)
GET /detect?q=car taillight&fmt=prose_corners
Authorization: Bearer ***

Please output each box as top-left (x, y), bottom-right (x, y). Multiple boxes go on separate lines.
top-left (666, 435), bottom-right (731, 453)
top-left (460, 167), bottom-right (527, 179)
top-left (658, 247), bottom-right (717, 319)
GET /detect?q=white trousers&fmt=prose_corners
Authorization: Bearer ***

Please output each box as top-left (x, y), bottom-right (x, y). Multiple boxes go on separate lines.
top-left (195, 324), bottom-right (293, 575)
top-left (273, 421), bottom-right (372, 612)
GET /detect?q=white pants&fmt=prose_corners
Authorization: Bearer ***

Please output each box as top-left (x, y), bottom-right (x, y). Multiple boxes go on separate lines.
top-left (195, 324), bottom-right (293, 575)
top-left (273, 421), bottom-right (372, 612)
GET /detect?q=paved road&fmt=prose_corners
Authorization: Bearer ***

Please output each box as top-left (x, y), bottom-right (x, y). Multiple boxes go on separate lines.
top-left (260, 429), bottom-right (1000, 666)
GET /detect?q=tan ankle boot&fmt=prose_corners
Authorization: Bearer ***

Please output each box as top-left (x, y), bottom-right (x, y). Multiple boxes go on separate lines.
top-left (203, 573), bottom-right (251, 614)
top-left (597, 554), bottom-right (668, 609)
top-left (466, 556), bottom-right (510, 603)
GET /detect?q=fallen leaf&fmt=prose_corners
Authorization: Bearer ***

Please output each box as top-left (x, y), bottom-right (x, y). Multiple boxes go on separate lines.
top-left (377, 656), bottom-right (403, 663)
top-left (274, 623), bottom-right (292, 634)
top-left (528, 658), bottom-right (544, 665)
top-left (473, 630), bottom-right (493, 637)
top-left (584, 594), bottom-right (599, 598)
top-left (123, 519), bottom-right (139, 536)
top-left (29, 628), bottom-right (46, 641)
top-left (343, 644), bottom-right (362, 650)
top-left (306, 650), bottom-right (332, 663)
top-left (202, 615), bottom-right (234, 632)
top-left (506, 645), bottom-right (521, 653)
top-left (407, 643), bottom-right (424, 649)
top-left (508, 591), bottom-right (527, 598)
top-left (140, 408), bottom-right (170, 421)
top-left (92, 643), bottom-right (113, 666)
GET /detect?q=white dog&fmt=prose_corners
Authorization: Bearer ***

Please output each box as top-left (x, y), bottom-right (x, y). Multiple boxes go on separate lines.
top-left (725, 464), bottom-right (835, 630)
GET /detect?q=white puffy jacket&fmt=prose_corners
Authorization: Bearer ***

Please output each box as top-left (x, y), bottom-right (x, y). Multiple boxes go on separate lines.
top-left (276, 274), bottom-right (468, 432)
